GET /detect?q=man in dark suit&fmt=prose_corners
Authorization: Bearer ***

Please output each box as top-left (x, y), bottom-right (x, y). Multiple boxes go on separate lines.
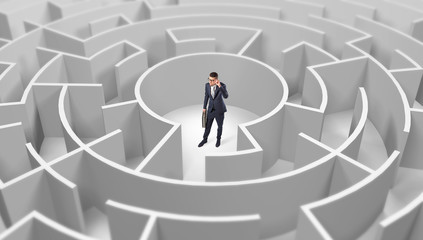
top-left (198, 72), bottom-right (229, 148)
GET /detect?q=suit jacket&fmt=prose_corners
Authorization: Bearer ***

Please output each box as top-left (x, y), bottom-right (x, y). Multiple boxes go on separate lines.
top-left (203, 82), bottom-right (229, 114)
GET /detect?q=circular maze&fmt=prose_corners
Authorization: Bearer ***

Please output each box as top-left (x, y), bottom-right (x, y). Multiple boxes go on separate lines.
top-left (1, 0), bottom-right (423, 239)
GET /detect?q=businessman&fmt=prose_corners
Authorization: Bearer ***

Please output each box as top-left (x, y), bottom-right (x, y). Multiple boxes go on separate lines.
top-left (198, 72), bottom-right (229, 148)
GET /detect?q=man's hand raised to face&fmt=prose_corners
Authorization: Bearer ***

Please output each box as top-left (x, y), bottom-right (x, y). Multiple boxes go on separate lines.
top-left (216, 79), bottom-right (221, 87)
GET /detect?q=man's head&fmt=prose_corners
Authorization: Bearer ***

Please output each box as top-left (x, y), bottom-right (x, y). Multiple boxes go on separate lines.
top-left (208, 72), bottom-right (218, 86)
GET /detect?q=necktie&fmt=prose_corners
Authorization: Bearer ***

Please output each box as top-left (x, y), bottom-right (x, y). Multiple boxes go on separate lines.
top-left (212, 86), bottom-right (216, 98)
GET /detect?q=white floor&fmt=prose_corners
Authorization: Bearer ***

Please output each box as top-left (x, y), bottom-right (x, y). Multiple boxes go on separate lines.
top-left (320, 110), bottom-right (388, 170)
top-left (39, 137), bottom-right (67, 162)
top-left (164, 105), bottom-right (259, 182)
top-left (84, 207), bottom-right (111, 240)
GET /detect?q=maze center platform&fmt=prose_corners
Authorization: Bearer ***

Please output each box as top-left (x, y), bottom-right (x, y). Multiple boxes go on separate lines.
top-left (1, 0), bottom-right (423, 240)
top-left (164, 104), bottom-right (259, 182)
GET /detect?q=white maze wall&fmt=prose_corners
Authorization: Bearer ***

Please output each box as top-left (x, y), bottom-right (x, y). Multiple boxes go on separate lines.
top-left (1, 0), bottom-right (423, 239)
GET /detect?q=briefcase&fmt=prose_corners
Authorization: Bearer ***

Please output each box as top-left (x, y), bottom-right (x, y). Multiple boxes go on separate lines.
top-left (202, 111), bottom-right (207, 128)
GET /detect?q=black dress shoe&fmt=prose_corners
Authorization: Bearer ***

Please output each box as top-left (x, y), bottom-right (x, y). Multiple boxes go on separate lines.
top-left (198, 139), bottom-right (207, 147)
top-left (216, 139), bottom-right (221, 147)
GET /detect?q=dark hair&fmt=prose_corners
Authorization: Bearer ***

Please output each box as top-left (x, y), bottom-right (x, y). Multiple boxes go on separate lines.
top-left (209, 72), bottom-right (218, 78)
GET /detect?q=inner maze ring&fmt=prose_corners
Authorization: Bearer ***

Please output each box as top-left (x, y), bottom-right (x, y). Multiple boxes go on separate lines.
top-left (135, 52), bottom-right (288, 124)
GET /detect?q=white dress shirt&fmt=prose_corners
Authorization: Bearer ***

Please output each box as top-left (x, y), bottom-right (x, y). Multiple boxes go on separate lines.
top-left (211, 85), bottom-right (216, 98)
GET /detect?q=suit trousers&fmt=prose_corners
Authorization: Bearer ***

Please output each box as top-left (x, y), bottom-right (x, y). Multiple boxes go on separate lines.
top-left (203, 110), bottom-right (225, 140)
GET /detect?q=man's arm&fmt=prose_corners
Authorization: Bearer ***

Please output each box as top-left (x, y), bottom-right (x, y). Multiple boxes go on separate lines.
top-left (203, 84), bottom-right (209, 111)
top-left (217, 82), bottom-right (228, 99)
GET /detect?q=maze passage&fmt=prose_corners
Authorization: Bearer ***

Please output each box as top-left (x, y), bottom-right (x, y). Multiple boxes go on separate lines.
top-left (1, 0), bottom-right (423, 239)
